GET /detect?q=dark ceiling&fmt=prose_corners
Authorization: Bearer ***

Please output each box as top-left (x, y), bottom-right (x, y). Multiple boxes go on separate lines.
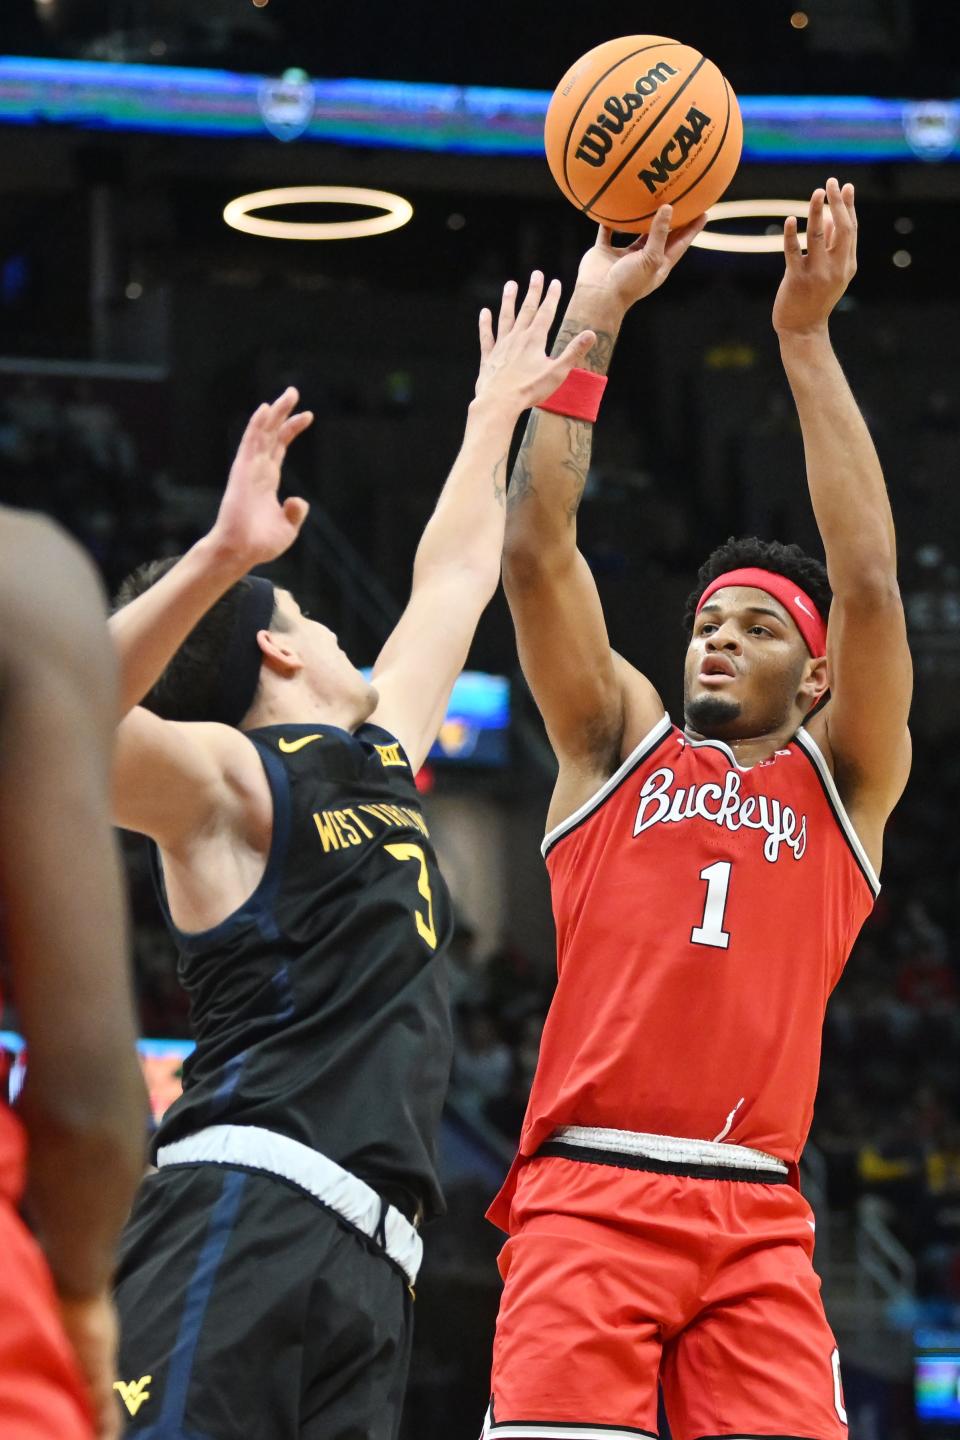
top-left (4, 0), bottom-right (960, 96)
top-left (0, 0), bottom-right (957, 358)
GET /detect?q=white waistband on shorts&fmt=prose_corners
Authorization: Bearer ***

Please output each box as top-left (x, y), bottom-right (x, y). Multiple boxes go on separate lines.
top-left (156, 1123), bottom-right (423, 1287)
top-left (549, 1125), bottom-right (789, 1176)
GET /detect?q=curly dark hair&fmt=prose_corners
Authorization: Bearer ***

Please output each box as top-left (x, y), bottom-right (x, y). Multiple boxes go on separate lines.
top-left (113, 557), bottom-right (282, 722)
top-left (682, 536), bottom-right (831, 636)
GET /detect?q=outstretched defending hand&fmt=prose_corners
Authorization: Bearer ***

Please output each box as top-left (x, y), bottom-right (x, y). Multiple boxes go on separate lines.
top-left (211, 387), bottom-right (314, 566)
top-left (474, 271), bottom-right (596, 413)
top-left (773, 178), bottom-right (858, 337)
top-left (574, 204), bottom-right (707, 313)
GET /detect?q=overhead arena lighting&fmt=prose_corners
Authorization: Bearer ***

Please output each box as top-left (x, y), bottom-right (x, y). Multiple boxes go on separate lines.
top-left (691, 199), bottom-right (812, 254)
top-left (222, 185), bottom-right (414, 240)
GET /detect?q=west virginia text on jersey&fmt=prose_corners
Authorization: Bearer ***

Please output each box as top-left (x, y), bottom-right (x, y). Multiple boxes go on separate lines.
top-left (149, 722), bottom-right (454, 1221)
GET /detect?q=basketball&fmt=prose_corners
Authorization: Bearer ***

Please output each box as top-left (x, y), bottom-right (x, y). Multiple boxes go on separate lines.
top-left (544, 35), bottom-right (743, 233)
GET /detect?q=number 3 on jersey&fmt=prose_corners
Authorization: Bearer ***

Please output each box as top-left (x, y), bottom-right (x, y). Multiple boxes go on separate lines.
top-left (691, 860), bottom-right (732, 949)
top-left (385, 842), bottom-right (438, 951)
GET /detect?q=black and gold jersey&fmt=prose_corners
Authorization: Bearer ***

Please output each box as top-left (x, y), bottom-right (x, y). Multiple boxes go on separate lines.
top-left (149, 722), bottom-right (454, 1220)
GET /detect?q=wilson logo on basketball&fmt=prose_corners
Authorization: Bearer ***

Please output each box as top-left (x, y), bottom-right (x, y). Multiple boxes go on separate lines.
top-left (633, 766), bottom-right (808, 863)
top-left (573, 61), bottom-right (679, 167)
top-left (638, 105), bottom-right (713, 193)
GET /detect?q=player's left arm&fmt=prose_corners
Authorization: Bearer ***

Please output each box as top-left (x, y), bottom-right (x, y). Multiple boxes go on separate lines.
top-left (369, 273), bottom-right (595, 771)
top-left (0, 511), bottom-right (147, 1440)
top-left (775, 179), bottom-right (912, 839)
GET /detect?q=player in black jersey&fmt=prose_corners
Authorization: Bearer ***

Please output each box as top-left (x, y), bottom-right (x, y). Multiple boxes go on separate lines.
top-left (107, 274), bottom-right (596, 1440)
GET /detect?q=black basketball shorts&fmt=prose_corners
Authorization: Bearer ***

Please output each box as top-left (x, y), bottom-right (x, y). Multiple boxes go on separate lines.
top-left (114, 1163), bottom-right (414, 1440)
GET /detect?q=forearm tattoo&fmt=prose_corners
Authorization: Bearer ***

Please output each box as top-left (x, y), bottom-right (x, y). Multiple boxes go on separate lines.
top-left (507, 409), bottom-right (540, 512)
top-left (551, 323), bottom-right (616, 376)
top-left (507, 320), bottom-right (615, 520)
top-left (562, 416), bottom-right (592, 522)
top-left (492, 452), bottom-right (507, 507)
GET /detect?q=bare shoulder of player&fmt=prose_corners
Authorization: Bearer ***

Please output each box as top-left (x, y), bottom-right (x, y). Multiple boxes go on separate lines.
top-left (802, 702), bottom-right (832, 762)
top-left (546, 654), bottom-right (665, 835)
top-left (114, 709), bottom-right (272, 851)
top-left (802, 697), bottom-right (910, 875)
top-left (613, 652), bottom-right (666, 760)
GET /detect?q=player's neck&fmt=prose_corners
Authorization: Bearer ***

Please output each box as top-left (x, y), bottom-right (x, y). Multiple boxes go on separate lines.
top-left (244, 686), bottom-right (368, 735)
top-left (684, 718), bottom-right (803, 768)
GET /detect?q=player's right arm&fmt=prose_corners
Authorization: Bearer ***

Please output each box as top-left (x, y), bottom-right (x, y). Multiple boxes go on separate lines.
top-left (110, 390), bottom-right (312, 844)
top-left (0, 510), bottom-right (146, 1440)
top-left (503, 206), bottom-right (705, 786)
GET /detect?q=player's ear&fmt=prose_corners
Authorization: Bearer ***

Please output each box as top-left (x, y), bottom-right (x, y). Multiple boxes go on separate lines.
top-left (800, 655), bottom-right (829, 711)
top-left (257, 627), bottom-right (304, 678)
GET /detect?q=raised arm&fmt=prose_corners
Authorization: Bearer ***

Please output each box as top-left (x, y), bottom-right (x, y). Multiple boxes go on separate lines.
top-left (0, 511), bottom-right (146, 1440)
top-left (774, 179), bottom-right (912, 843)
top-left (110, 390), bottom-right (313, 844)
top-left (111, 389), bottom-right (312, 718)
top-left (503, 207), bottom-right (705, 779)
top-left (368, 273), bottom-right (595, 771)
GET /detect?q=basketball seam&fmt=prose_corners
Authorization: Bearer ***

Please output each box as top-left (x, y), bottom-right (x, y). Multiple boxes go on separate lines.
top-left (559, 41), bottom-right (684, 203)
top-left (581, 55), bottom-right (708, 216)
top-left (592, 77), bottom-right (736, 227)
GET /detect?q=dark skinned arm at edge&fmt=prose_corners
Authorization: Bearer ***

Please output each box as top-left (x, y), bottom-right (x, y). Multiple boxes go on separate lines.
top-left (0, 510), bottom-right (146, 1299)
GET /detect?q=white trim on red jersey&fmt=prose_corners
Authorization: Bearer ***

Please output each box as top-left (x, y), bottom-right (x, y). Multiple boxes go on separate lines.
top-left (541, 713), bottom-right (673, 858)
top-left (682, 732), bottom-right (755, 771)
top-left (550, 1124), bottom-right (788, 1175)
top-left (793, 726), bottom-right (881, 896)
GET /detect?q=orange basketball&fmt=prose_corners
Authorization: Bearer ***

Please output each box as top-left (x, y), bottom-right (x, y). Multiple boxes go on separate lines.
top-left (545, 35), bottom-right (742, 233)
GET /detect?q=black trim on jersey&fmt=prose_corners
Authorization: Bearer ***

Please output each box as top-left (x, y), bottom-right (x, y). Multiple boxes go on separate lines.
top-left (535, 1141), bottom-right (790, 1185)
top-left (487, 1396), bottom-right (658, 1437)
top-left (148, 737), bottom-right (293, 954)
top-left (542, 719), bottom-right (675, 860)
top-left (791, 734), bottom-right (878, 899)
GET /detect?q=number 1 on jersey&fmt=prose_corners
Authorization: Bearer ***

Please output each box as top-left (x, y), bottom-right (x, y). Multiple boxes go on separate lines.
top-left (691, 860), bottom-right (732, 950)
top-left (385, 842), bottom-right (438, 951)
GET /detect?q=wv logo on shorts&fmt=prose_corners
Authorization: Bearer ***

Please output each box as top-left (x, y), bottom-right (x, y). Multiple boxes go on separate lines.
top-left (114, 1375), bottom-right (152, 1417)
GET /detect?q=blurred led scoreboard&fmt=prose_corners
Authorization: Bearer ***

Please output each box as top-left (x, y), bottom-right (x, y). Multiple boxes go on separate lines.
top-left (917, 1331), bottom-right (960, 1424)
top-left (361, 669), bottom-right (510, 767)
top-left (0, 57), bottom-right (956, 161)
top-left (429, 669), bottom-right (510, 766)
top-left (2, 1031), bottom-right (193, 1125)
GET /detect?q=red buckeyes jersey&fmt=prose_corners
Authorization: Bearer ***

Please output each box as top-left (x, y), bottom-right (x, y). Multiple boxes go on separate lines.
top-left (490, 715), bottom-right (877, 1228)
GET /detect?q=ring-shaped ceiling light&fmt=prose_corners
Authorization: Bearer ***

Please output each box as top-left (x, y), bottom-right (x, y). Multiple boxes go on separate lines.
top-left (223, 185), bottom-right (413, 240)
top-left (690, 199), bottom-right (811, 254)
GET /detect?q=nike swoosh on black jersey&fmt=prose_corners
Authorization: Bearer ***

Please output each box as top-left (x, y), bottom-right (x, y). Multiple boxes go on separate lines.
top-left (278, 734), bottom-right (323, 753)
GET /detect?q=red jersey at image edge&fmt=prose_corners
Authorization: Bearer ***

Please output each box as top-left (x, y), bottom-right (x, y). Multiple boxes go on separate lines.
top-left (0, 1030), bottom-right (26, 1205)
top-left (489, 715), bottom-right (878, 1232)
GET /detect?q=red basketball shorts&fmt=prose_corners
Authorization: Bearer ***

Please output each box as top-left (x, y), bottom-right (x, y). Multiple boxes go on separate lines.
top-left (0, 1199), bottom-right (95, 1440)
top-left (485, 1154), bottom-right (847, 1440)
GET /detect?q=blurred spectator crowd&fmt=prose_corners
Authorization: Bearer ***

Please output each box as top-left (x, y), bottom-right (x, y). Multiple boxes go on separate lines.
top-left (0, 374), bottom-right (165, 591)
top-left (815, 738), bottom-right (960, 1301)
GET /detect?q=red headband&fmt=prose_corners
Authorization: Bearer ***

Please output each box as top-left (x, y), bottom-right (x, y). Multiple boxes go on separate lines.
top-left (696, 567), bottom-right (828, 657)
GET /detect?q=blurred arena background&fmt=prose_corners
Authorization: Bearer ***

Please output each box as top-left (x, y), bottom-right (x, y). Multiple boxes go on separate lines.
top-left (1, 2), bottom-right (959, 1435)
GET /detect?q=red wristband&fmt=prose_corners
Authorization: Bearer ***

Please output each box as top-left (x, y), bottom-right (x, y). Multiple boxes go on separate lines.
top-left (536, 367), bottom-right (608, 423)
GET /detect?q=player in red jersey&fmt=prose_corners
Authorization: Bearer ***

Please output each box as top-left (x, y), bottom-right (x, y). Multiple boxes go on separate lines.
top-left (0, 511), bottom-right (146, 1440)
top-left (485, 181), bottom-right (912, 1440)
